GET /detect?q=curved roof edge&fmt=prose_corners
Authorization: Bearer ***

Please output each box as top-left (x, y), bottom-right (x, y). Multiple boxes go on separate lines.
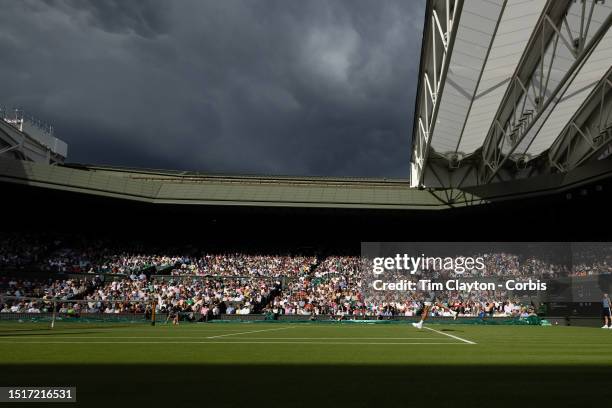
top-left (1, 157), bottom-right (612, 210)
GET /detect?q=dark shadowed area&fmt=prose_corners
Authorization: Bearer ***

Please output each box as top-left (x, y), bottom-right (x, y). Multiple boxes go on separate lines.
top-left (1, 364), bottom-right (610, 408)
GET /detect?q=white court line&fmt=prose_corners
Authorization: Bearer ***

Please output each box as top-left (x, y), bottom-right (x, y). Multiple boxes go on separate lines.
top-left (423, 327), bottom-right (476, 344)
top-left (210, 337), bottom-right (447, 340)
top-left (81, 328), bottom-right (255, 331)
top-left (22, 328), bottom-right (259, 333)
top-left (0, 341), bottom-right (472, 345)
top-left (206, 326), bottom-right (294, 339)
top-left (0, 336), bottom-right (449, 340)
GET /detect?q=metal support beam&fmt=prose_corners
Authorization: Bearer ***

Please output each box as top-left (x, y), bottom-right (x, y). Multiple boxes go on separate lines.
top-left (411, 0), bottom-right (463, 188)
top-left (481, 0), bottom-right (610, 184)
top-left (549, 69), bottom-right (612, 171)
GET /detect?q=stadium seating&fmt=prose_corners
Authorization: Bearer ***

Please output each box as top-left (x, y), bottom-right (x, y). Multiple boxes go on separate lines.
top-left (2, 234), bottom-right (610, 319)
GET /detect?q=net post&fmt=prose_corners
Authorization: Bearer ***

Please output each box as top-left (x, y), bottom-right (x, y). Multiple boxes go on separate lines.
top-left (151, 299), bottom-right (156, 326)
top-left (50, 299), bottom-right (57, 329)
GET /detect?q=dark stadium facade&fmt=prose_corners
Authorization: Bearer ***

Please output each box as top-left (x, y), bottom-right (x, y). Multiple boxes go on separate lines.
top-left (2, 155), bottom-right (612, 244)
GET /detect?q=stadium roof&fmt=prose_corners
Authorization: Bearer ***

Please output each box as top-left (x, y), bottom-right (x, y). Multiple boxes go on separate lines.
top-left (2, 156), bottom-right (612, 210)
top-left (411, 0), bottom-right (612, 188)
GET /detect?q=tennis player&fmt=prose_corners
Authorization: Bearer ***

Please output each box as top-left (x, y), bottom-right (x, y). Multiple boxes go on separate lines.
top-left (412, 290), bottom-right (457, 329)
top-left (602, 293), bottom-right (611, 329)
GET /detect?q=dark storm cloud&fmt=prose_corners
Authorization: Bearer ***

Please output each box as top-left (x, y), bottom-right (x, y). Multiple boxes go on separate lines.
top-left (42, 0), bottom-right (171, 38)
top-left (0, 0), bottom-right (424, 177)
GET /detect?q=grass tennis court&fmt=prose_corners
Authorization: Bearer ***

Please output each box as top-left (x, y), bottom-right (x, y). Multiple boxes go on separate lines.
top-left (1, 322), bottom-right (611, 407)
top-left (0, 322), bottom-right (610, 364)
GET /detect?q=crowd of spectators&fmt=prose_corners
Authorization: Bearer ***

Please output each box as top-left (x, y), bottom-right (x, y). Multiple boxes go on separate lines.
top-left (571, 244), bottom-right (612, 276)
top-left (5, 234), bottom-right (612, 278)
top-left (0, 234), bottom-right (50, 269)
top-left (267, 256), bottom-right (537, 318)
top-left (168, 253), bottom-right (315, 277)
top-left (0, 234), bottom-right (317, 278)
top-left (0, 276), bottom-right (100, 300)
top-left (1, 273), bottom-right (280, 316)
top-left (3, 235), bottom-right (612, 318)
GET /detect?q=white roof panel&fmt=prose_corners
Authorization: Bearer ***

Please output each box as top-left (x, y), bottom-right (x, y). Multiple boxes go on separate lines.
top-left (525, 28), bottom-right (612, 155)
top-left (431, 0), bottom-right (505, 154)
top-left (457, 0), bottom-right (547, 153)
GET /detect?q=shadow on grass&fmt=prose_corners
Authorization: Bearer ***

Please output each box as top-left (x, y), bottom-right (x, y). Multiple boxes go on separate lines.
top-left (0, 330), bottom-right (105, 337)
top-left (0, 364), bottom-right (609, 407)
top-left (0, 327), bottom-right (52, 333)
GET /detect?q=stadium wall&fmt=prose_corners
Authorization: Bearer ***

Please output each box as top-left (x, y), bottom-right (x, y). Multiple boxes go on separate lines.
top-left (0, 312), bottom-right (601, 326)
top-left (3, 174), bottom-right (612, 243)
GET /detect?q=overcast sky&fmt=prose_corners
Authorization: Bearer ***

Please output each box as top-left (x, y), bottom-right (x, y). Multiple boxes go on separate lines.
top-left (0, 0), bottom-right (424, 177)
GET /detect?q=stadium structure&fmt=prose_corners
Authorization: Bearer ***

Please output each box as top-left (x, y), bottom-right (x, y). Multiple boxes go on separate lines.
top-left (0, 1), bottom-right (610, 215)
top-left (1, 4), bottom-right (612, 407)
top-left (0, 108), bottom-right (67, 165)
top-left (411, 0), bottom-right (612, 191)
